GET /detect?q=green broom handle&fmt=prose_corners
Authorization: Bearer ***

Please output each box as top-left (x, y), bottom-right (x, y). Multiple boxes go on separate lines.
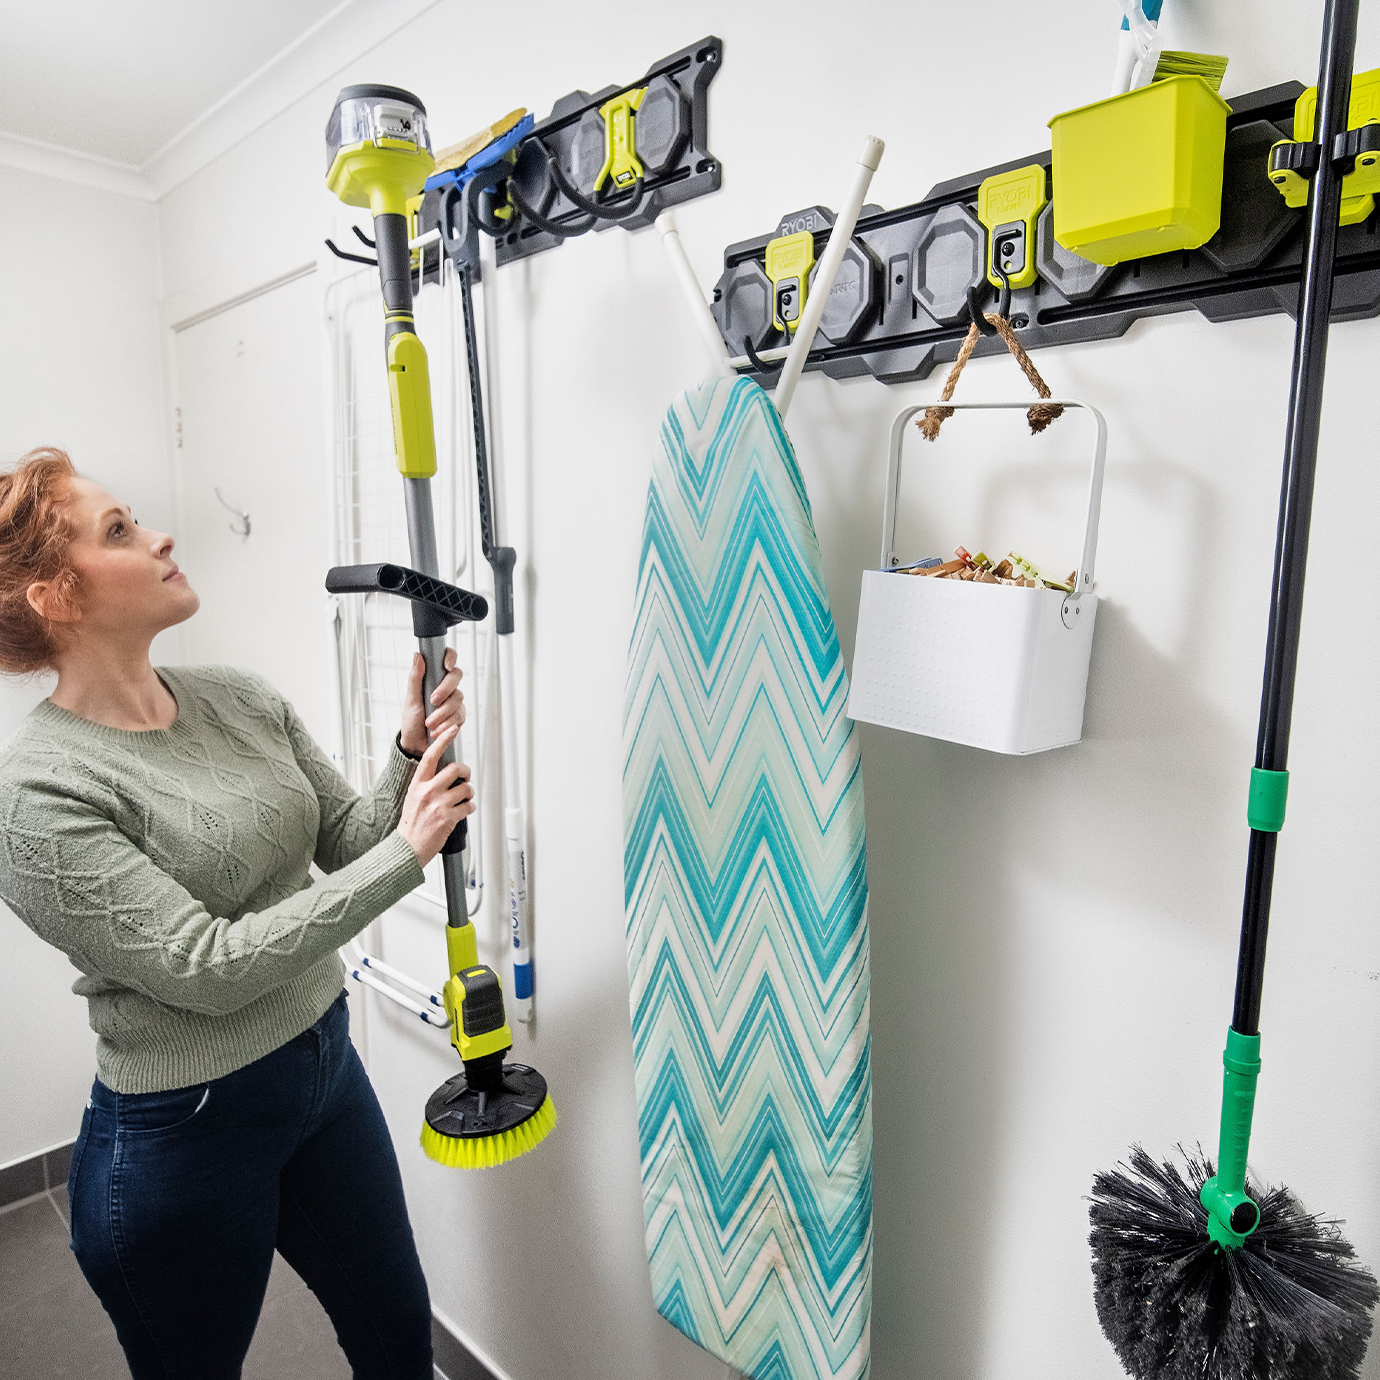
top-left (1203, 0), bottom-right (1359, 1248)
top-left (1234, 0), bottom-right (1357, 1035)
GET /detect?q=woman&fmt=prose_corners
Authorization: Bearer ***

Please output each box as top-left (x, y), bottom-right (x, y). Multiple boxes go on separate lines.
top-left (0, 446), bottom-right (471, 1379)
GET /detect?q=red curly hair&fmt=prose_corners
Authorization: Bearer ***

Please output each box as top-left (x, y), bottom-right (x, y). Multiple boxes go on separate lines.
top-left (0, 447), bottom-right (81, 674)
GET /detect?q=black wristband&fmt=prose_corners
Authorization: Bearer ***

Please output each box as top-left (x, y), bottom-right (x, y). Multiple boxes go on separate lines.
top-left (396, 731), bottom-right (424, 762)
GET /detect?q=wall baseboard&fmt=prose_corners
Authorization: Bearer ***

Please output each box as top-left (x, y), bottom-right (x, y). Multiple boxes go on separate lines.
top-left (432, 1313), bottom-right (500, 1380)
top-left (0, 1138), bottom-right (74, 1212)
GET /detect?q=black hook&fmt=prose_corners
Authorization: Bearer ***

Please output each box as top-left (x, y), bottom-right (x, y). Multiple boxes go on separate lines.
top-left (535, 139), bottom-right (649, 222)
top-left (437, 184), bottom-right (492, 283)
top-left (964, 283), bottom-right (995, 336)
top-left (462, 166), bottom-right (521, 240)
top-left (965, 259), bottom-right (1012, 336)
top-left (743, 333), bottom-right (784, 377)
top-left (993, 260), bottom-right (1012, 318)
top-left (352, 225), bottom-right (376, 249)
top-left (325, 238), bottom-right (377, 267)
top-left (506, 175), bottom-right (597, 239)
top-left (470, 188), bottom-right (510, 238)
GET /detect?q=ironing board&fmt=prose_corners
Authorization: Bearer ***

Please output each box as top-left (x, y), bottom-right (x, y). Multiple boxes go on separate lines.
top-left (623, 375), bottom-right (873, 1380)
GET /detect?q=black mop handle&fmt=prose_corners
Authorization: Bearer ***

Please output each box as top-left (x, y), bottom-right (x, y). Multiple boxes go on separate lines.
top-left (455, 261), bottom-right (517, 636)
top-left (1233, 0), bottom-right (1359, 1035)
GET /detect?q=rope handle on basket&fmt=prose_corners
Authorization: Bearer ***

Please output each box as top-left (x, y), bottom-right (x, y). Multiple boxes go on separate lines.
top-left (919, 316), bottom-right (1064, 442)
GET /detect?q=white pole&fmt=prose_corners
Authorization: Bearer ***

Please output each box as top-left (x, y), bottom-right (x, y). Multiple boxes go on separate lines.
top-left (496, 634), bottom-right (532, 1023)
top-left (1111, 25), bottom-right (1139, 95)
top-left (655, 211), bottom-right (733, 377)
top-left (345, 961), bottom-right (449, 1027)
top-left (353, 949), bottom-right (445, 1007)
top-left (775, 135), bottom-right (885, 418)
top-left (1114, 0), bottom-right (1160, 92)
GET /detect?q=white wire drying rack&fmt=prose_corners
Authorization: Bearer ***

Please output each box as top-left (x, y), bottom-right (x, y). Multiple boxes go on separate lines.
top-left (323, 244), bottom-right (495, 1030)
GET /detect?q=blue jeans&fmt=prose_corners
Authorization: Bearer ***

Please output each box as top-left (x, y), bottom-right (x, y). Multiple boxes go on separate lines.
top-left (68, 991), bottom-right (433, 1379)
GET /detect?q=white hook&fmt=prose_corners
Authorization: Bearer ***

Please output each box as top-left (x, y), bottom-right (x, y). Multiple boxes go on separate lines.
top-left (214, 487), bottom-right (251, 538)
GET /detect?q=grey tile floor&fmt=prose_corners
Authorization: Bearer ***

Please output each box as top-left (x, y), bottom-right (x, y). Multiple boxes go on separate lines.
top-left (0, 1185), bottom-right (356, 1379)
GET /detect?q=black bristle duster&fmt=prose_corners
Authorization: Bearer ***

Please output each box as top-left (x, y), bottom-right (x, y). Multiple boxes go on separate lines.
top-left (1089, 1146), bottom-right (1378, 1380)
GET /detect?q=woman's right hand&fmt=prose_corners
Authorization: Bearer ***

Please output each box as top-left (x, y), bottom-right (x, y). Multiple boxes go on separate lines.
top-left (397, 725), bottom-right (475, 867)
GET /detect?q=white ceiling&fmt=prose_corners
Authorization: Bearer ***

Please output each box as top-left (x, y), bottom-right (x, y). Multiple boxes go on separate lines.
top-left (0, 0), bottom-right (441, 199)
top-left (0, 0), bottom-right (345, 168)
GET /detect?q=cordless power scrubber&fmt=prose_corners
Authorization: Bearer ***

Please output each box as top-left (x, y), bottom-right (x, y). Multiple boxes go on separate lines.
top-left (324, 84), bottom-right (555, 1168)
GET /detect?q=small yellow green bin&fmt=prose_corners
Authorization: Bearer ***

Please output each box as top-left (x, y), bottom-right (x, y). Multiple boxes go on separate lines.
top-left (1049, 75), bottom-right (1231, 266)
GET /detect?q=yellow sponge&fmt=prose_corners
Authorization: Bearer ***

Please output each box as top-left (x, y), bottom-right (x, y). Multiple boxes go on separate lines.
top-left (432, 109), bottom-right (528, 177)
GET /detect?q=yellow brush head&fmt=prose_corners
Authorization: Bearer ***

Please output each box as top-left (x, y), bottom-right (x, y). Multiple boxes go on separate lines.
top-left (420, 1094), bottom-right (556, 1169)
top-left (432, 108), bottom-right (528, 176)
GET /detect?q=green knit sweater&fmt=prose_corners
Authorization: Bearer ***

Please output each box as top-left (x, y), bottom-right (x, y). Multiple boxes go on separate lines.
top-left (0, 665), bottom-right (424, 1093)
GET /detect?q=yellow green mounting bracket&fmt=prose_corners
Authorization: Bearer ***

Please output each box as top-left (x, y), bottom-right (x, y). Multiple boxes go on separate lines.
top-left (1269, 66), bottom-right (1380, 226)
top-left (765, 230), bottom-right (816, 333)
top-left (594, 87), bottom-right (646, 191)
top-left (977, 164), bottom-right (1046, 290)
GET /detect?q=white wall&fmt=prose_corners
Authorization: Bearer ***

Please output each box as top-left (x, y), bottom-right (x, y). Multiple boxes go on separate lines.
top-left (0, 168), bottom-right (171, 1166)
top-left (170, 270), bottom-right (333, 745)
top-left (17, 0), bottom-right (1380, 1375)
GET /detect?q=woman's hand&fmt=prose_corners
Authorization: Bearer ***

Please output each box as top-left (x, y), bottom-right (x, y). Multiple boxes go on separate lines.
top-left (397, 725), bottom-right (475, 867)
top-left (400, 649), bottom-right (463, 757)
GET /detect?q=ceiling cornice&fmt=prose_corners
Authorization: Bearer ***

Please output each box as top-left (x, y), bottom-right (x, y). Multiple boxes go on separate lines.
top-left (0, 130), bottom-right (152, 201)
top-left (0, 0), bottom-right (443, 205)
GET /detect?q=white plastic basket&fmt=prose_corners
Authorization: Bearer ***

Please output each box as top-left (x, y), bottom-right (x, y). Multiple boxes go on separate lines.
top-left (847, 399), bottom-right (1106, 754)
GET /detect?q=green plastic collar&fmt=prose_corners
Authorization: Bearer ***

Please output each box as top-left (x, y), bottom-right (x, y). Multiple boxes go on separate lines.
top-left (1222, 1027), bottom-right (1261, 1076)
top-left (1200, 1027), bottom-right (1263, 1250)
top-left (1247, 767), bottom-right (1289, 832)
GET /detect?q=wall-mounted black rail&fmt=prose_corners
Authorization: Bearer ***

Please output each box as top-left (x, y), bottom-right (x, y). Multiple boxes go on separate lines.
top-left (710, 81), bottom-right (1380, 386)
top-left (418, 36), bottom-right (722, 276)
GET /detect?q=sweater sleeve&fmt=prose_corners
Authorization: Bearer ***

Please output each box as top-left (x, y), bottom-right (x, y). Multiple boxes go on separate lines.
top-left (274, 692), bottom-right (418, 874)
top-left (0, 783), bottom-right (425, 1017)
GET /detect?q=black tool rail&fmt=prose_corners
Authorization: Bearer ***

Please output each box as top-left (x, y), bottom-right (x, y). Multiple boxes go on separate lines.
top-left (419, 36), bottom-right (722, 275)
top-left (710, 81), bottom-right (1380, 386)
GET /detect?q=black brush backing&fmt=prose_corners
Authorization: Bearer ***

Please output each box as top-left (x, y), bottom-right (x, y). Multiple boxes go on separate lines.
top-left (424, 1063), bottom-right (549, 1140)
top-left (1089, 1146), bottom-right (1378, 1380)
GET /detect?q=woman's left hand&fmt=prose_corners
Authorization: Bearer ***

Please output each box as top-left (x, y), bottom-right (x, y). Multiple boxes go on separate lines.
top-left (400, 650), bottom-right (465, 757)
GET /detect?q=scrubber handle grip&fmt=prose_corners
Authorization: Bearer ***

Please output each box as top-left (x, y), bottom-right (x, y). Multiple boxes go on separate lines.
top-left (416, 637), bottom-right (468, 859)
top-left (372, 212), bottom-right (414, 321)
top-left (326, 563), bottom-right (489, 632)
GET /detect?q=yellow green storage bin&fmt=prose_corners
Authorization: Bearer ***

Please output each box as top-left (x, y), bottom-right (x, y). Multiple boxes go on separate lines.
top-left (1049, 75), bottom-right (1231, 266)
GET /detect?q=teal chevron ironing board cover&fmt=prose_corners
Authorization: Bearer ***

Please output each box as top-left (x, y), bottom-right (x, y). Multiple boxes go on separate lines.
top-left (623, 376), bottom-right (873, 1380)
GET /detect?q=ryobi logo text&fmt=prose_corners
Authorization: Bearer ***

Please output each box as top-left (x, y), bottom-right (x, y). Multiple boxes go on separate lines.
top-left (776, 212), bottom-right (825, 235)
top-left (988, 183), bottom-right (1038, 213)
